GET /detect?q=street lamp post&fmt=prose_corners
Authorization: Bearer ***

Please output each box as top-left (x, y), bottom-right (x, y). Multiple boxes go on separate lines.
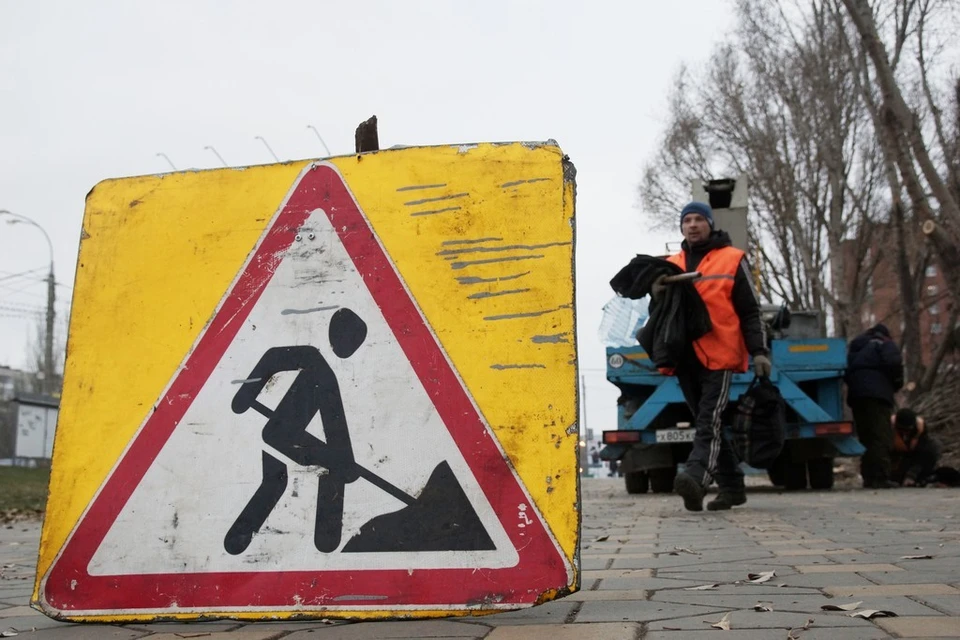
top-left (254, 136), bottom-right (280, 163)
top-left (306, 125), bottom-right (332, 156)
top-left (156, 152), bottom-right (178, 171)
top-left (204, 146), bottom-right (229, 167)
top-left (0, 210), bottom-right (55, 394)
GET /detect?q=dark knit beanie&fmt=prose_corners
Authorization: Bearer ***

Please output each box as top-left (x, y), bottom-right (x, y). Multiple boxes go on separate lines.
top-left (680, 201), bottom-right (714, 229)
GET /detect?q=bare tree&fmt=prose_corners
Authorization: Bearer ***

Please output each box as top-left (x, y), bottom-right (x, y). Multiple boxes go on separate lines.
top-left (642, 0), bottom-right (885, 336)
top-left (832, 0), bottom-right (960, 393)
top-left (839, 0), bottom-right (960, 300)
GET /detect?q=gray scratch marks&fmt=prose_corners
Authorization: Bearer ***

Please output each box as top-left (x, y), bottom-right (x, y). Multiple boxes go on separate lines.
top-left (468, 288), bottom-right (530, 300)
top-left (436, 241), bottom-right (571, 257)
top-left (231, 377), bottom-right (263, 385)
top-left (280, 305), bottom-right (339, 316)
top-left (532, 333), bottom-right (570, 343)
top-left (332, 594), bottom-right (389, 601)
top-left (451, 254), bottom-right (544, 270)
top-left (404, 192), bottom-right (469, 206)
top-left (396, 183), bottom-right (447, 192)
top-left (410, 206), bottom-right (461, 217)
top-left (484, 306), bottom-right (567, 321)
top-left (490, 363), bottom-right (547, 370)
top-left (442, 237), bottom-right (503, 246)
top-left (501, 177), bottom-right (552, 188)
top-left (457, 271), bottom-right (531, 285)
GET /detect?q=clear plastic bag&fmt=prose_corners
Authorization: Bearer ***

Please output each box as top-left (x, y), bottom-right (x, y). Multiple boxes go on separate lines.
top-left (597, 296), bottom-right (649, 347)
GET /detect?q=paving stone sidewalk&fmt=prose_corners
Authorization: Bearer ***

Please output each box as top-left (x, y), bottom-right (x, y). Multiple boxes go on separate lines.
top-left (2, 478), bottom-right (959, 638)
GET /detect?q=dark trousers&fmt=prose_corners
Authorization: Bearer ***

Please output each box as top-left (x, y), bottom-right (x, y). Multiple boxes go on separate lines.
top-left (676, 360), bottom-right (743, 492)
top-left (850, 397), bottom-right (893, 484)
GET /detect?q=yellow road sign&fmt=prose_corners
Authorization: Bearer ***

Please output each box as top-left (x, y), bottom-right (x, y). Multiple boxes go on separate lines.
top-left (34, 142), bottom-right (579, 621)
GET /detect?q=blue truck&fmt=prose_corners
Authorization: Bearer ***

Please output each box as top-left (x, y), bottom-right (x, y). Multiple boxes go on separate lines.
top-left (599, 177), bottom-right (864, 494)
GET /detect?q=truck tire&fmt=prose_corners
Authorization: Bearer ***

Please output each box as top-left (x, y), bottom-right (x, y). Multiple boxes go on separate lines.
top-left (807, 457), bottom-right (835, 490)
top-left (767, 465), bottom-right (786, 487)
top-left (625, 471), bottom-right (649, 494)
top-left (649, 467), bottom-right (677, 493)
top-left (783, 461), bottom-right (808, 491)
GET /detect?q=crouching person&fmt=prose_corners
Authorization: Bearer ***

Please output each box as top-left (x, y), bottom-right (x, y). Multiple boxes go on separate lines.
top-left (891, 408), bottom-right (941, 487)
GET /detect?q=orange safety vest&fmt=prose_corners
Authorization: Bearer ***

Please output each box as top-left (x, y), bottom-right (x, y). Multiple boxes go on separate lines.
top-left (664, 246), bottom-right (749, 373)
top-left (892, 415), bottom-right (925, 453)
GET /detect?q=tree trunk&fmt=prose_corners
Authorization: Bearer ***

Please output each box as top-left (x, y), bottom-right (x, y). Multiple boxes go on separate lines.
top-left (840, 0), bottom-right (960, 229)
top-left (839, 0), bottom-right (960, 313)
top-left (892, 199), bottom-right (924, 388)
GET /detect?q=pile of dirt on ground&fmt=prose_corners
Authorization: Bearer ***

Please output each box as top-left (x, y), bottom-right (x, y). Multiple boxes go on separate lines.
top-left (914, 370), bottom-right (960, 470)
top-left (0, 508), bottom-right (43, 524)
top-left (832, 457), bottom-right (863, 489)
top-left (932, 420), bottom-right (960, 470)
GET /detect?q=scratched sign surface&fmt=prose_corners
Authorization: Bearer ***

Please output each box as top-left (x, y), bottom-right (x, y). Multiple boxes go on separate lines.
top-left (34, 143), bottom-right (579, 621)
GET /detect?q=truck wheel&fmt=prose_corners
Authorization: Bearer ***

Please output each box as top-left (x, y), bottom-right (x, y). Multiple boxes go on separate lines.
top-left (808, 457), bottom-right (835, 490)
top-left (783, 461), bottom-right (808, 491)
top-left (649, 467), bottom-right (677, 493)
top-left (625, 471), bottom-right (650, 494)
top-left (767, 465), bottom-right (786, 487)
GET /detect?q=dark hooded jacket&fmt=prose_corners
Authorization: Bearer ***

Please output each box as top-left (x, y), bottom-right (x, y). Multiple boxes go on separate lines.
top-left (845, 324), bottom-right (904, 406)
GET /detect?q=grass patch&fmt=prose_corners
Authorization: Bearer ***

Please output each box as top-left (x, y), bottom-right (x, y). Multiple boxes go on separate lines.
top-left (0, 466), bottom-right (50, 513)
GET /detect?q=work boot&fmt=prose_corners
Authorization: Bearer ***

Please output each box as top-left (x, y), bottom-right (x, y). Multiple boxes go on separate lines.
top-left (707, 491), bottom-right (747, 511)
top-left (674, 472), bottom-right (704, 512)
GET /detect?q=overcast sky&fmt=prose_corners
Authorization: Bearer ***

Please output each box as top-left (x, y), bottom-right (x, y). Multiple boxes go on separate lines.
top-left (0, 0), bottom-right (734, 439)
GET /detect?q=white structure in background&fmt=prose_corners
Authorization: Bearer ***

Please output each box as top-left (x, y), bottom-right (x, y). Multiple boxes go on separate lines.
top-left (14, 393), bottom-right (58, 463)
top-left (598, 296), bottom-right (649, 348)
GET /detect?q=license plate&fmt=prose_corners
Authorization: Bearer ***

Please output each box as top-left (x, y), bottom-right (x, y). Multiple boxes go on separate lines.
top-left (655, 428), bottom-right (696, 443)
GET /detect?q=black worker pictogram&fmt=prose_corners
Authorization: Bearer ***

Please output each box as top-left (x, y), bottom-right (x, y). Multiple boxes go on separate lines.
top-left (224, 307), bottom-right (495, 556)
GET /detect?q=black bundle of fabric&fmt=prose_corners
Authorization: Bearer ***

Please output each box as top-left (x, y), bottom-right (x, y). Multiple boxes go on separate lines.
top-left (609, 254), bottom-right (712, 369)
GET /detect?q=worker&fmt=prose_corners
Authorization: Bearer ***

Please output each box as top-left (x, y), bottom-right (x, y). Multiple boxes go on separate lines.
top-left (654, 201), bottom-right (769, 511)
top-left (845, 323), bottom-right (903, 488)
top-left (890, 408), bottom-right (941, 487)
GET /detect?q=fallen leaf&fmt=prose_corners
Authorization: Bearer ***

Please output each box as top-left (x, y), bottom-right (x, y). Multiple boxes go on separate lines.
top-left (753, 602), bottom-right (773, 612)
top-left (594, 535), bottom-right (609, 542)
top-left (786, 618), bottom-right (815, 639)
top-left (707, 612), bottom-right (731, 630)
top-left (849, 610), bottom-right (898, 619)
top-left (820, 601), bottom-right (862, 611)
top-left (900, 554), bottom-right (933, 560)
top-left (746, 570), bottom-right (776, 583)
top-left (684, 583), bottom-right (719, 591)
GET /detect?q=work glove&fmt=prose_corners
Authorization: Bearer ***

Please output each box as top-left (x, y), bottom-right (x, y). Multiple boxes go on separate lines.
top-left (753, 354), bottom-right (772, 379)
top-left (650, 275), bottom-right (667, 300)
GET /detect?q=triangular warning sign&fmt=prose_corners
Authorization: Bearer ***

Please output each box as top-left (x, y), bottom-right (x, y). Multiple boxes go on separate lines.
top-left (40, 163), bottom-right (573, 617)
